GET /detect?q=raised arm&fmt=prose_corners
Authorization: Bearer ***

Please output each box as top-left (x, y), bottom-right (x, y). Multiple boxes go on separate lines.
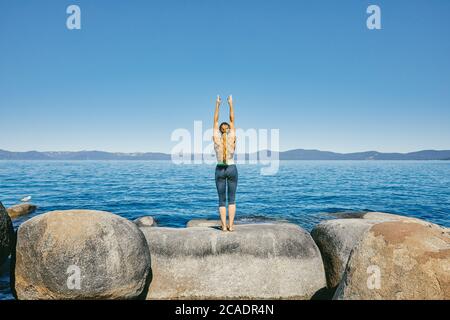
top-left (227, 95), bottom-right (235, 132)
top-left (213, 95), bottom-right (221, 142)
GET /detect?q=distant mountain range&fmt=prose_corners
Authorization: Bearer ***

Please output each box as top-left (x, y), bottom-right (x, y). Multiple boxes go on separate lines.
top-left (0, 150), bottom-right (170, 160)
top-left (1, 149), bottom-right (450, 160)
top-left (276, 149), bottom-right (450, 160)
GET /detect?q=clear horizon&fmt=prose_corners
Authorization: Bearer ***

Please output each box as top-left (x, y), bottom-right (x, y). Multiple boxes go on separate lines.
top-left (1, 0), bottom-right (450, 154)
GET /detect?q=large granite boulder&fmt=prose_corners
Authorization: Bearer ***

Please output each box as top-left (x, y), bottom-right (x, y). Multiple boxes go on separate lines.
top-left (14, 210), bottom-right (151, 300)
top-left (0, 202), bottom-right (14, 266)
top-left (139, 223), bottom-right (326, 299)
top-left (311, 219), bottom-right (374, 289)
top-left (334, 219), bottom-right (450, 300)
top-left (311, 212), bottom-right (446, 291)
top-left (7, 203), bottom-right (37, 219)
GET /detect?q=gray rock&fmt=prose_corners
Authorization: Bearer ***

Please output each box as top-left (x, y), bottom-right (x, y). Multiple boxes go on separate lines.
top-left (7, 203), bottom-right (37, 219)
top-left (14, 210), bottom-right (151, 300)
top-left (186, 219), bottom-right (290, 228)
top-left (0, 202), bottom-right (14, 266)
top-left (186, 219), bottom-right (221, 228)
top-left (134, 216), bottom-right (157, 227)
top-left (139, 223), bottom-right (326, 299)
top-left (334, 220), bottom-right (450, 299)
top-left (311, 219), bottom-right (374, 289)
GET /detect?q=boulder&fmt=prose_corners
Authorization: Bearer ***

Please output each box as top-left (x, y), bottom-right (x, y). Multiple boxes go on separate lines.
top-left (311, 219), bottom-right (374, 289)
top-left (186, 219), bottom-right (221, 228)
top-left (334, 220), bottom-right (450, 300)
top-left (139, 223), bottom-right (326, 299)
top-left (134, 216), bottom-right (157, 228)
top-left (0, 202), bottom-right (14, 266)
top-left (7, 203), bottom-right (37, 219)
top-left (311, 211), bottom-right (446, 291)
top-left (14, 210), bottom-right (151, 300)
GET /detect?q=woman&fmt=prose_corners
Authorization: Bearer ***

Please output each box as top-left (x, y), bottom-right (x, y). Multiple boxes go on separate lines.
top-left (213, 95), bottom-right (238, 232)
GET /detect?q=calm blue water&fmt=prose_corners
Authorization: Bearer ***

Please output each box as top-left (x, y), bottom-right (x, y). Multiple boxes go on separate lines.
top-left (1, 160), bottom-right (449, 299)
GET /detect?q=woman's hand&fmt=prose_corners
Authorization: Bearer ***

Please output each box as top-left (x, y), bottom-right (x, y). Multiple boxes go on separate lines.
top-left (214, 95), bottom-right (221, 133)
top-left (228, 95), bottom-right (234, 128)
top-left (227, 95), bottom-right (233, 106)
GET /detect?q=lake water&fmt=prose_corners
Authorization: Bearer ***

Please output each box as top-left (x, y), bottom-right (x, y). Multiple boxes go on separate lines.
top-left (1, 160), bottom-right (449, 299)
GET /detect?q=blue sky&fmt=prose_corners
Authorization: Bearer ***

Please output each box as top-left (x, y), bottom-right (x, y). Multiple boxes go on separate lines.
top-left (1, 0), bottom-right (449, 153)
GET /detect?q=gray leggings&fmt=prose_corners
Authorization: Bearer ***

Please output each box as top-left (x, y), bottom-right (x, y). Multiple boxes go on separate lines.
top-left (215, 164), bottom-right (238, 207)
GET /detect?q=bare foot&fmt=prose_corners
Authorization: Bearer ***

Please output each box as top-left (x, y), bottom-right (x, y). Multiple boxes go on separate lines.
top-left (227, 224), bottom-right (235, 232)
top-left (221, 223), bottom-right (228, 232)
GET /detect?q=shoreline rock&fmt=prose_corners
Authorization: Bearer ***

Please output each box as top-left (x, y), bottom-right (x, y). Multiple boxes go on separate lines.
top-left (7, 203), bottom-right (37, 219)
top-left (334, 219), bottom-right (450, 299)
top-left (311, 218), bottom-right (375, 290)
top-left (312, 212), bottom-right (449, 292)
top-left (139, 222), bottom-right (326, 300)
top-left (134, 216), bottom-right (157, 228)
top-left (13, 210), bottom-right (151, 300)
top-left (0, 202), bottom-right (14, 266)
top-left (4, 208), bottom-right (449, 300)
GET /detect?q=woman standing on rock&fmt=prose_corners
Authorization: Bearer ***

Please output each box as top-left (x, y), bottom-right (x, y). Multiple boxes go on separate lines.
top-left (213, 95), bottom-right (238, 232)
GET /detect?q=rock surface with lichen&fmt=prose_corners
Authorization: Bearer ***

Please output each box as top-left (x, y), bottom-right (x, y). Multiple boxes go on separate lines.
top-left (333, 218), bottom-right (450, 299)
top-left (14, 210), bottom-right (151, 300)
top-left (139, 222), bottom-right (326, 299)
